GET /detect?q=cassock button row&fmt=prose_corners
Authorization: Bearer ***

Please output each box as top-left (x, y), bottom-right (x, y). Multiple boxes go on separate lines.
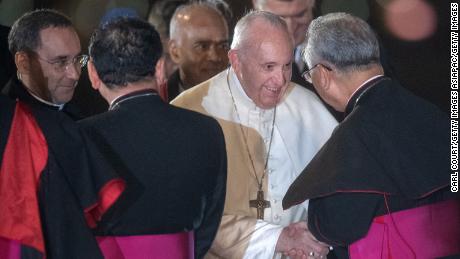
top-left (268, 169), bottom-right (273, 174)
top-left (274, 215), bottom-right (280, 221)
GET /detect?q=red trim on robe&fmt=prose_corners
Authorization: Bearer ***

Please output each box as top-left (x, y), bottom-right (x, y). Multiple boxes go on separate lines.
top-left (0, 102), bottom-right (48, 255)
top-left (84, 179), bottom-right (125, 228)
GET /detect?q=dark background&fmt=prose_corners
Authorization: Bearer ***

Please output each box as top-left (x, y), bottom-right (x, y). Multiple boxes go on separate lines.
top-left (0, 0), bottom-right (452, 115)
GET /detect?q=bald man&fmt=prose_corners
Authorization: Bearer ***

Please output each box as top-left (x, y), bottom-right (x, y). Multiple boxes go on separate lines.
top-left (168, 2), bottom-right (229, 100)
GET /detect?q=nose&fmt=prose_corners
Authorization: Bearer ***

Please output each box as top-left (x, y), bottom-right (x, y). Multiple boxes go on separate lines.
top-left (207, 45), bottom-right (222, 62)
top-left (66, 63), bottom-right (81, 81)
top-left (274, 68), bottom-right (287, 86)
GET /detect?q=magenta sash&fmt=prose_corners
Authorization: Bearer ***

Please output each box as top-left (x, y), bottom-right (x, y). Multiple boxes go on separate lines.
top-left (0, 237), bottom-right (20, 259)
top-left (349, 199), bottom-right (460, 259)
top-left (96, 232), bottom-right (194, 259)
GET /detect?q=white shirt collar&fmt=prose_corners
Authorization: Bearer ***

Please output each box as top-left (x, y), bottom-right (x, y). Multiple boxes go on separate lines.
top-left (27, 89), bottom-right (65, 110)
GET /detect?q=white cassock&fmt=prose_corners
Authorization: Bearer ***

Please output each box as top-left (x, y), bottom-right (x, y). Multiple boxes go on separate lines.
top-left (172, 68), bottom-right (337, 258)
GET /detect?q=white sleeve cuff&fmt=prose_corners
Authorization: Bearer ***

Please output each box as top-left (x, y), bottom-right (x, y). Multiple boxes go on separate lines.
top-left (242, 220), bottom-right (283, 259)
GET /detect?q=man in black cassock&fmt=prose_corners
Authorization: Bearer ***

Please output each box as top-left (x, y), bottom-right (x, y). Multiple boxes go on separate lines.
top-left (80, 18), bottom-right (227, 259)
top-left (2, 10), bottom-right (86, 120)
top-left (283, 13), bottom-right (459, 258)
top-left (0, 10), bottom-right (125, 258)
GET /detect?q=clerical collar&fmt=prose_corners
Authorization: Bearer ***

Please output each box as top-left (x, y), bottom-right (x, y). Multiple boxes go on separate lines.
top-left (345, 75), bottom-right (388, 116)
top-left (25, 86), bottom-right (65, 111)
top-left (109, 89), bottom-right (157, 111)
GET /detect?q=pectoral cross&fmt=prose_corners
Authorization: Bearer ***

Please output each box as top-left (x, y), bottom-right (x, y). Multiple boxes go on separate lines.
top-left (249, 190), bottom-right (271, 219)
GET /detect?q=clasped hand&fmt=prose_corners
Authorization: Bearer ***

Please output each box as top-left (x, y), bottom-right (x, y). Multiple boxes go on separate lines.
top-left (275, 221), bottom-right (330, 259)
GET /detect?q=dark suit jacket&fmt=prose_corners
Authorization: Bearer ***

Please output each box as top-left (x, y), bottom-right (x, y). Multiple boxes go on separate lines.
top-left (79, 91), bottom-right (227, 259)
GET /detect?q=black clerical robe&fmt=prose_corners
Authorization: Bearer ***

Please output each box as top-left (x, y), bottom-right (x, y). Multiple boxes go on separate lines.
top-left (79, 89), bottom-right (227, 259)
top-left (2, 77), bottom-right (85, 120)
top-left (283, 77), bottom-right (459, 258)
top-left (0, 90), bottom-right (124, 258)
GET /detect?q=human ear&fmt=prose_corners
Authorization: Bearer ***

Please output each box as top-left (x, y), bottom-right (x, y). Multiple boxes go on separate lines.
top-left (87, 60), bottom-right (102, 91)
top-left (155, 56), bottom-right (166, 86)
top-left (168, 39), bottom-right (181, 64)
top-left (228, 49), bottom-right (240, 74)
top-left (317, 65), bottom-right (332, 91)
top-left (15, 51), bottom-right (31, 76)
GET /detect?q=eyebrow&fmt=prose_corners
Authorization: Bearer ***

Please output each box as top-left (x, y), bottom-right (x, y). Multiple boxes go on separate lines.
top-left (50, 53), bottom-right (82, 61)
top-left (194, 39), bottom-right (229, 44)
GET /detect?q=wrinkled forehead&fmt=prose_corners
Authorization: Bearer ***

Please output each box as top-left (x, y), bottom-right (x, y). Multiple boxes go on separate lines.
top-left (247, 28), bottom-right (293, 62)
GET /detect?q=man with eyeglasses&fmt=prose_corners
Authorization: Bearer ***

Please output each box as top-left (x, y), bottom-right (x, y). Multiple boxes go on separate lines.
top-left (0, 9), bottom-right (124, 258)
top-left (3, 9), bottom-right (88, 120)
top-left (283, 13), bottom-right (459, 258)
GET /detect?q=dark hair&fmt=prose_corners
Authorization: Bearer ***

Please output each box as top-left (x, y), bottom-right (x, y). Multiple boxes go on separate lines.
top-left (8, 9), bottom-right (73, 54)
top-left (89, 17), bottom-right (162, 88)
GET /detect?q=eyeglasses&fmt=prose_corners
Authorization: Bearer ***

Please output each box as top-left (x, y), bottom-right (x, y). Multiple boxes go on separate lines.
top-left (301, 63), bottom-right (332, 83)
top-left (35, 53), bottom-right (89, 72)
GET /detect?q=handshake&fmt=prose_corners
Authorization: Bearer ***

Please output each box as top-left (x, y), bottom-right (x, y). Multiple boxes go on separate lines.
top-left (275, 221), bottom-right (330, 259)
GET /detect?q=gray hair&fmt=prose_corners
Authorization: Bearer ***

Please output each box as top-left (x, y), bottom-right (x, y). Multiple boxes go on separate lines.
top-left (231, 10), bottom-right (288, 50)
top-left (303, 12), bottom-right (380, 72)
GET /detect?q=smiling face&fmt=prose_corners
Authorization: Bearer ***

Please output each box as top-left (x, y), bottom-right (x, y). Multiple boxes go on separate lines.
top-left (28, 27), bottom-right (82, 104)
top-left (170, 6), bottom-right (229, 88)
top-left (231, 22), bottom-right (293, 109)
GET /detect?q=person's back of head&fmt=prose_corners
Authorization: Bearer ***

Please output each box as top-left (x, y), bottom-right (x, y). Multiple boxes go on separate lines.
top-left (168, 2), bottom-right (229, 89)
top-left (303, 12), bottom-right (380, 74)
top-left (89, 17), bottom-right (162, 90)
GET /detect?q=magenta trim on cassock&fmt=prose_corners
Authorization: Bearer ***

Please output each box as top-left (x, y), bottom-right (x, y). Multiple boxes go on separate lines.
top-left (0, 237), bottom-right (21, 259)
top-left (349, 199), bottom-right (460, 259)
top-left (96, 231), bottom-right (194, 259)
